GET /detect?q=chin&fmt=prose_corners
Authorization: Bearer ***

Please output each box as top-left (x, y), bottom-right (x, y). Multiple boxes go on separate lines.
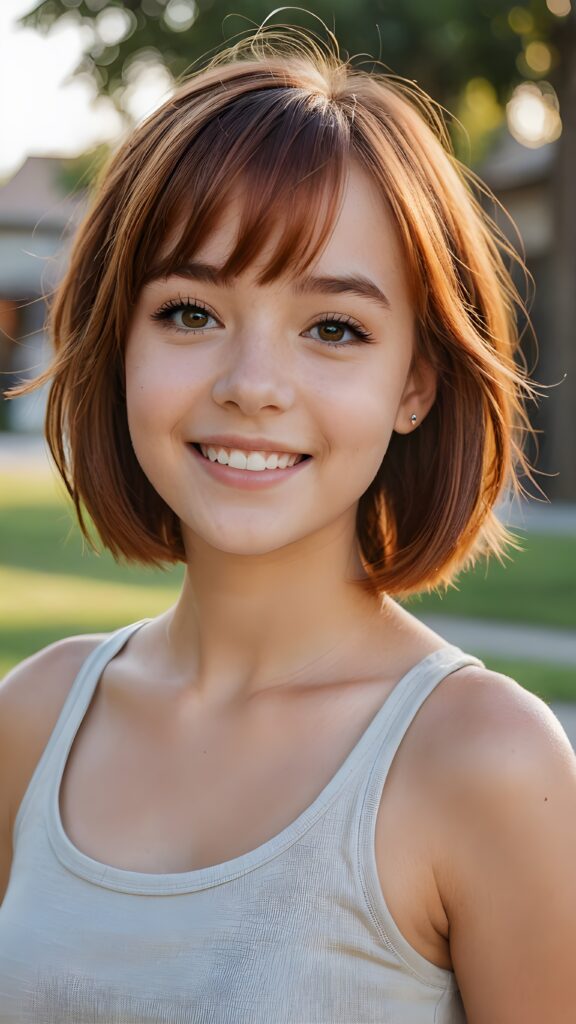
top-left (182, 525), bottom-right (303, 559)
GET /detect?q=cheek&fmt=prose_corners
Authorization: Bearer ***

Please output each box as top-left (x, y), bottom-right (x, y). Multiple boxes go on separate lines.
top-left (123, 346), bottom-right (186, 490)
top-left (124, 356), bottom-right (188, 508)
top-left (326, 367), bottom-right (404, 471)
top-left (124, 341), bottom-right (191, 434)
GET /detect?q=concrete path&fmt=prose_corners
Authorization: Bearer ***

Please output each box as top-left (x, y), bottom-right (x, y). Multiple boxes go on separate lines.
top-left (497, 493), bottom-right (576, 536)
top-left (417, 614), bottom-right (576, 667)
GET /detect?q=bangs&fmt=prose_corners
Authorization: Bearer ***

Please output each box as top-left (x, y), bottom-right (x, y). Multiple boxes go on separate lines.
top-left (139, 86), bottom-right (351, 290)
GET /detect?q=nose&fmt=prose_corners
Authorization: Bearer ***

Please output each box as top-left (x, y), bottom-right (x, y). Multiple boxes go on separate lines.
top-left (211, 327), bottom-right (295, 416)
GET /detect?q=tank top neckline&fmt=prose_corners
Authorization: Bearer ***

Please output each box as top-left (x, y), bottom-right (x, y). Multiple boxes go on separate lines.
top-left (46, 621), bottom-right (473, 895)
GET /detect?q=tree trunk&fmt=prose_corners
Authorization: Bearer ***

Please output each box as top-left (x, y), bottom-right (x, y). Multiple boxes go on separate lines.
top-left (548, 13), bottom-right (576, 501)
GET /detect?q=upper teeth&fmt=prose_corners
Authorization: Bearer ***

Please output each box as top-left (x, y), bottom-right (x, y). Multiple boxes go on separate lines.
top-left (199, 445), bottom-right (303, 471)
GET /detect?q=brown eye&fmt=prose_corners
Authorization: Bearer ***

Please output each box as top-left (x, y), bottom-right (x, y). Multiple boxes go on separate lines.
top-left (317, 322), bottom-right (345, 342)
top-left (306, 317), bottom-right (373, 347)
top-left (181, 307), bottom-right (210, 328)
top-left (150, 299), bottom-right (218, 333)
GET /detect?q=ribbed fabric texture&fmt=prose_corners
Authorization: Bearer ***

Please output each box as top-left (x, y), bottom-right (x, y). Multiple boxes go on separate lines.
top-left (0, 621), bottom-right (482, 1023)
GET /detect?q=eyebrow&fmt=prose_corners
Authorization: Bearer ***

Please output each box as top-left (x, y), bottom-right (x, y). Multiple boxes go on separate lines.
top-left (143, 260), bottom-right (391, 313)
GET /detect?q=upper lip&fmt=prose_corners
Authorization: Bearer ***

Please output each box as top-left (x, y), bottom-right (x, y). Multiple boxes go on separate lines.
top-left (193, 435), bottom-right (309, 455)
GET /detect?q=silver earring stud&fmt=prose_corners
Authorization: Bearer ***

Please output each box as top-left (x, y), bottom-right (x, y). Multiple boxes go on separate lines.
top-left (410, 413), bottom-right (417, 425)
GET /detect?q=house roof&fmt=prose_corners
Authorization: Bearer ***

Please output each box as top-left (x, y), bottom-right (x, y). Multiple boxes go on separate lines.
top-left (0, 156), bottom-right (88, 232)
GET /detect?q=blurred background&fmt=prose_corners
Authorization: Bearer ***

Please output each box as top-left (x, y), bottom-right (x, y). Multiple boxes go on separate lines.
top-left (0, 0), bottom-right (574, 710)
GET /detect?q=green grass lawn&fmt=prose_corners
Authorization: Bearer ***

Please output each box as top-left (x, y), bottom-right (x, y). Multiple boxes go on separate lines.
top-left (403, 536), bottom-right (576, 629)
top-left (1, 471), bottom-right (574, 700)
top-left (0, 472), bottom-right (183, 677)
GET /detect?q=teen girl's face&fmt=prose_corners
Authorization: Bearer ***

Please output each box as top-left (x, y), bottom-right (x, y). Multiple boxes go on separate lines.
top-left (125, 161), bottom-right (435, 559)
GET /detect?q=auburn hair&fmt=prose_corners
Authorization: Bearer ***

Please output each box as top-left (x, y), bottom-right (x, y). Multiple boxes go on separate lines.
top-left (12, 28), bottom-right (536, 597)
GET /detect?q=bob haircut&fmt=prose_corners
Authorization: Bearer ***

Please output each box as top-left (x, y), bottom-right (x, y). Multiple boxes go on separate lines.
top-left (14, 28), bottom-right (536, 598)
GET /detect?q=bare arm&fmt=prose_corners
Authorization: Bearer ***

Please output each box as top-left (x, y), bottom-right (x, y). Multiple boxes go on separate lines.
top-left (434, 669), bottom-right (576, 1023)
top-left (0, 635), bottom-right (105, 905)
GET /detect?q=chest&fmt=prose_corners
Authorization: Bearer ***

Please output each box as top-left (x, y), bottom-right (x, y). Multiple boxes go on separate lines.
top-left (58, 676), bottom-right (451, 969)
top-left (59, 680), bottom-right (382, 870)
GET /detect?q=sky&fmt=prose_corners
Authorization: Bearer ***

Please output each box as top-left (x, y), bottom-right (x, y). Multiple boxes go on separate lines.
top-left (0, 0), bottom-right (173, 181)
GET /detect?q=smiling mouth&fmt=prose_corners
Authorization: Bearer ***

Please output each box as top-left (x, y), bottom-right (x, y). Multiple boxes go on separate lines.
top-left (191, 443), bottom-right (312, 471)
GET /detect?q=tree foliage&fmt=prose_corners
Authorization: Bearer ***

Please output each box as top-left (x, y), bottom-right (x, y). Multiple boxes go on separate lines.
top-left (21, 1), bottom-right (566, 131)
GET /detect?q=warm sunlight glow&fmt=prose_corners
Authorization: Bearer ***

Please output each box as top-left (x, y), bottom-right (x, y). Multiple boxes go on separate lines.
top-left (546, 0), bottom-right (571, 15)
top-left (524, 41), bottom-right (553, 75)
top-left (95, 7), bottom-right (136, 47)
top-left (119, 55), bottom-right (175, 124)
top-left (0, 0), bottom-right (124, 179)
top-left (507, 6), bottom-right (535, 33)
top-left (0, 0), bottom-right (178, 181)
top-left (164, 0), bottom-right (198, 32)
top-left (506, 81), bottom-right (562, 147)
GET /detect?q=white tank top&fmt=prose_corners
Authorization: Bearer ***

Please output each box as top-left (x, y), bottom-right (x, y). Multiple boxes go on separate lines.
top-left (0, 620), bottom-right (482, 1022)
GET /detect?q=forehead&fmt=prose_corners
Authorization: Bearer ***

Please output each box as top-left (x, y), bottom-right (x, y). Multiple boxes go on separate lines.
top-left (152, 161), bottom-right (408, 296)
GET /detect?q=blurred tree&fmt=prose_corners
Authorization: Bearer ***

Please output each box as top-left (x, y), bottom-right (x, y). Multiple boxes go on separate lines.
top-left (19, 1), bottom-right (562, 146)
top-left (547, 7), bottom-right (576, 501)
top-left (19, 0), bottom-right (576, 498)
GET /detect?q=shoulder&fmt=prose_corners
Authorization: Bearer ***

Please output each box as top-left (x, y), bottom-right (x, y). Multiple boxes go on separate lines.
top-left (412, 662), bottom-right (576, 835)
top-left (418, 665), bottom-right (576, 1019)
top-left (394, 658), bottom-right (576, 886)
top-left (0, 635), bottom-right (107, 824)
top-left (425, 666), bottom-right (576, 998)
top-left (0, 634), bottom-right (107, 724)
top-left (423, 662), bottom-right (574, 795)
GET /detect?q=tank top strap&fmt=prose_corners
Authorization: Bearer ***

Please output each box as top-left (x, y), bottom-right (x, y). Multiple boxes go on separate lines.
top-left (353, 643), bottom-right (484, 982)
top-left (13, 620), bottom-right (149, 841)
top-left (365, 643), bottom-right (484, 778)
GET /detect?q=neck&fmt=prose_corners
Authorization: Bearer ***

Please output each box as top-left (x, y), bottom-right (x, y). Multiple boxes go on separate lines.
top-left (159, 512), bottom-right (386, 704)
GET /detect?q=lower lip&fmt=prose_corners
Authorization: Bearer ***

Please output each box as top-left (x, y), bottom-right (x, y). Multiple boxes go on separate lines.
top-left (188, 445), bottom-right (313, 490)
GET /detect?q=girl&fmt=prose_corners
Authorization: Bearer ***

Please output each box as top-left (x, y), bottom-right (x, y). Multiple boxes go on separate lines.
top-left (1, 26), bottom-right (575, 1024)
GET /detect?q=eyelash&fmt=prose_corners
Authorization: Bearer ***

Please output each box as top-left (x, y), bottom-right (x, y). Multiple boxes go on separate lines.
top-left (150, 296), bottom-right (216, 331)
top-left (315, 313), bottom-right (374, 346)
top-left (149, 296), bottom-right (375, 348)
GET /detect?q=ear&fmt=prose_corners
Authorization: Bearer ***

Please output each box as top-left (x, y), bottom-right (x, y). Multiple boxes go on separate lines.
top-left (393, 356), bottom-right (437, 435)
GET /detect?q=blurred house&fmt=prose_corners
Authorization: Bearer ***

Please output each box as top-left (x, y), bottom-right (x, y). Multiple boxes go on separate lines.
top-left (0, 157), bottom-right (87, 432)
